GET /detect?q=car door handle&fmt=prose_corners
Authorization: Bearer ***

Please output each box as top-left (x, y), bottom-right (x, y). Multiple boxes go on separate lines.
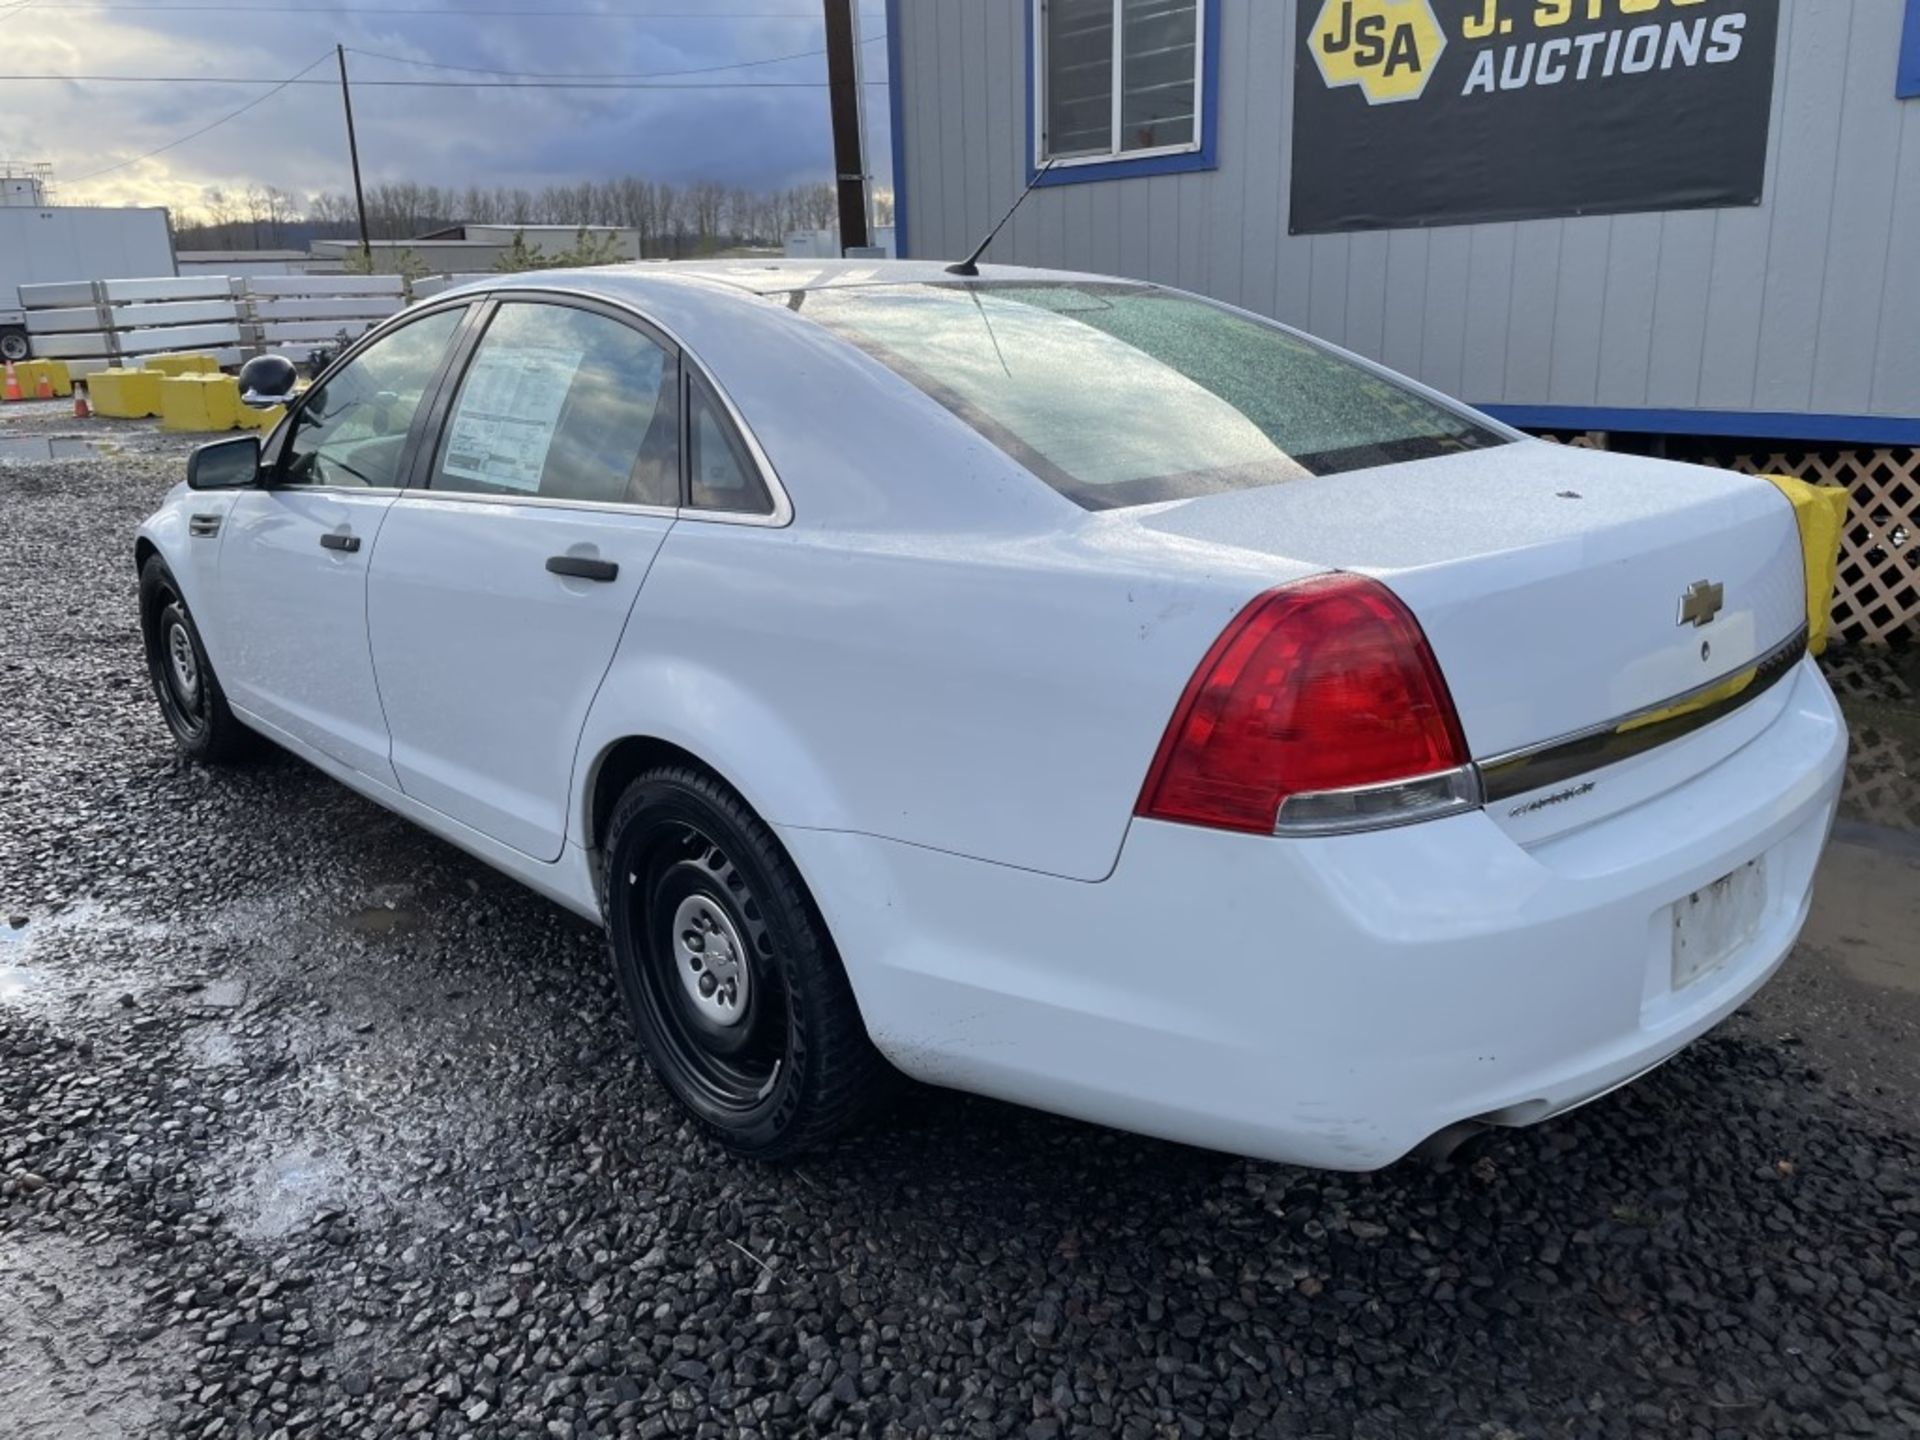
top-left (319, 532), bottom-right (361, 553)
top-left (546, 555), bottom-right (618, 583)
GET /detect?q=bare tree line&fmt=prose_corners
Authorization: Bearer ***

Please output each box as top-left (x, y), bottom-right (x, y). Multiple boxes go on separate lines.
top-left (174, 177), bottom-right (895, 256)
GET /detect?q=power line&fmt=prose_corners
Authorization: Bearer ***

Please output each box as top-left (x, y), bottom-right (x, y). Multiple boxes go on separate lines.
top-left (0, 74), bottom-right (888, 88)
top-left (63, 51), bottom-right (336, 183)
top-left (341, 32), bottom-right (882, 81)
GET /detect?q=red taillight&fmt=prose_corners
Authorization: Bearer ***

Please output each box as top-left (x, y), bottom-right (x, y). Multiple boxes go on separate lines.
top-left (1135, 574), bottom-right (1472, 835)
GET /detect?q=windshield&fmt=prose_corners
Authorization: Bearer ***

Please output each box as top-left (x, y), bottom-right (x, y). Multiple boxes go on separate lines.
top-left (793, 281), bottom-right (1509, 510)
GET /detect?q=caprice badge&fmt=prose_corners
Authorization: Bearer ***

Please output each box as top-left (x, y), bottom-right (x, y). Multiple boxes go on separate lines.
top-left (1678, 580), bottom-right (1724, 628)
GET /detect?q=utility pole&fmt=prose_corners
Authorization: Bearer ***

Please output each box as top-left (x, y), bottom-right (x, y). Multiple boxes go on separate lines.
top-left (821, 0), bottom-right (869, 254)
top-left (848, 0), bottom-right (875, 241)
top-left (336, 44), bottom-right (372, 267)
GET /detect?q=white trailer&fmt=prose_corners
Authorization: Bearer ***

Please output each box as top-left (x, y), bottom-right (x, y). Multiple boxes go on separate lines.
top-left (1, 205), bottom-right (176, 361)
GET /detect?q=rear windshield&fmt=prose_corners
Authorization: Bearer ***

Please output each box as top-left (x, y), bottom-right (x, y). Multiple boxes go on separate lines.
top-left (793, 281), bottom-right (1509, 510)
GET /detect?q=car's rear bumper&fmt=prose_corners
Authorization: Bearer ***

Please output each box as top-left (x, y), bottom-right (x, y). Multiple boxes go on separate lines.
top-left (783, 657), bottom-right (1846, 1169)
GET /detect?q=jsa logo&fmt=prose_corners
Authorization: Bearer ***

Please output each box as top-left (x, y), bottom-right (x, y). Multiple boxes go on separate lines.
top-left (1309, 0), bottom-right (1448, 103)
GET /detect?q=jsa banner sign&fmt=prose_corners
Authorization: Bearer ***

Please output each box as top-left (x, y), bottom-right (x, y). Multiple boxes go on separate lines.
top-left (1289, 0), bottom-right (1779, 234)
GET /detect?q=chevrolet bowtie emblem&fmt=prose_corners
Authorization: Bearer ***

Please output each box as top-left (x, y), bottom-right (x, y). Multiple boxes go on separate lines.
top-left (1678, 580), bottom-right (1724, 628)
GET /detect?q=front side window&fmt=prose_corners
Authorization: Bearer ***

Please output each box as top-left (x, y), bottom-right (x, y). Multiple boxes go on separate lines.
top-left (1041, 0), bottom-right (1202, 163)
top-left (796, 282), bottom-right (1508, 511)
top-left (431, 301), bottom-right (679, 507)
top-left (280, 306), bottom-right (465, 489)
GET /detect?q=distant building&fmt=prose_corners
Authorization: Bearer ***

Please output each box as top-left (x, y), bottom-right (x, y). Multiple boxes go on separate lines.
top-left (176, 249), bottom-right (341, 278)
top-left (784, 225), bottom-right (897, 260)
top-left (0, 161), bottom-right (55, 208)
top-left (309, 224), bottom-right (644, 275)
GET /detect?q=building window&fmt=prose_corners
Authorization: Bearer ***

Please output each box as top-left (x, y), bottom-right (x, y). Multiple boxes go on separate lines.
top-left (1901, 0), bottom-right (1920, 99)
top-left (1032, 0), bottom-right (1217, 182)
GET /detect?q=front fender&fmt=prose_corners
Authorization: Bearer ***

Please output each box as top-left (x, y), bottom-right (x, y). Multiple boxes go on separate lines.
top-left (137, 483), bottom-right (240, 669)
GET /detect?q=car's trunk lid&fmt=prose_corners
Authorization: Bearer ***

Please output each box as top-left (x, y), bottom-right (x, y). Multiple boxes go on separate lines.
top-left (1124, 439), bottom-right (1808, 833)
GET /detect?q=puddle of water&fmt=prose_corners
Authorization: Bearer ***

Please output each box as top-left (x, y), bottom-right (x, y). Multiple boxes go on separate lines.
top-left (0, 435), bottom-right (115, 463)
top-left (184, 1025), bottom-right (242, 1070)
top-left (1, 923), bottom-right (47, 1010)
top-left (230, 1145), bottom-right (349, 1242)
top-left (344, 905), bottom-right (421, 937)
top-left (0, 964), bottom-right (46, 1006)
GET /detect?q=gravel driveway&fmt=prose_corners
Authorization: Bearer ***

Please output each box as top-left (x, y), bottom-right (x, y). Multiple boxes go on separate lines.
top-left (3, 403), bottom-right (1918, 1440)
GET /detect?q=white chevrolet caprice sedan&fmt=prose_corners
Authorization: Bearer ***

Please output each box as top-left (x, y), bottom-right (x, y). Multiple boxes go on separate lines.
top-left (136, 261), bottom-right (1846, 1168)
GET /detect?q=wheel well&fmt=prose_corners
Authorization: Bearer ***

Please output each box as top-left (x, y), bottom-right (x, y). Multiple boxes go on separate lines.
top-left (588, 736), bottom-right (729, 852)
top-left (134, 537), bottom-right (158, 577)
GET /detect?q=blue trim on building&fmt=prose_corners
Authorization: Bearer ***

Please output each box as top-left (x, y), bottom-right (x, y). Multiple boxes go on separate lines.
top-left (885, 0), bottom-right (909, 257)
top-left (1480, 404), bottom-right (1920, 447)
top-left (1900, 0), bottom-right (1920, 98)
top-left (1025, 0), bottom-right (1222, 187)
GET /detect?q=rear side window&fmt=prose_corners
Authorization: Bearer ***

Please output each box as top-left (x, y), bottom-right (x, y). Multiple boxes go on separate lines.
top-left (794, 282), bottom-right (1508, 510)
top-left (431, 301), bottom-right (679, 507)
top-left (686, 373), bottom-right (773, 516)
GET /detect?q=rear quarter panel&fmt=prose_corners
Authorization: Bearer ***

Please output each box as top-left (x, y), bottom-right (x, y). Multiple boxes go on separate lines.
top-left (576, 515), bottom-right (1306, 881)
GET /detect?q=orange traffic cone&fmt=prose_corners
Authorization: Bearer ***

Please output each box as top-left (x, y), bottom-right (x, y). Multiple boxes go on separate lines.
top-left (33, 370), bottom-right (52, 400)
top-left (72, 381), bottom-right (91, 419)
top-left (2, 362), bottom-right (20, 402)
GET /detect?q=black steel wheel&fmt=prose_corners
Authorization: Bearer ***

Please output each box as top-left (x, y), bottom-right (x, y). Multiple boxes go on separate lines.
top-left (603, 765), bottom-right (891, 1159)
top-left (138, 555), bottom-right (252, 763)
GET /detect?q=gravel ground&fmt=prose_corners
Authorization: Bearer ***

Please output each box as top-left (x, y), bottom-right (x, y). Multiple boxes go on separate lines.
top-left (3, 403), bottom-right (1919, 1440)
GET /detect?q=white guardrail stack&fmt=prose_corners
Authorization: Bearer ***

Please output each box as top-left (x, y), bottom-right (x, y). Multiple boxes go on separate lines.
top-left (16, 274), bottom-right (407, 375)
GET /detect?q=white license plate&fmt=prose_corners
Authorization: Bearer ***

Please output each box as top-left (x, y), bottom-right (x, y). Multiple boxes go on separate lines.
top-left (1671, 858), bottom-right (1766, 991)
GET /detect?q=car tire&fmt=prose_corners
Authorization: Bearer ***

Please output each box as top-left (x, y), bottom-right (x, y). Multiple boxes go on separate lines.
top-left (603, 765), bottom-right (892, 1159)
top-left (0, 328), bottom-right (27, 364)
top-left (139, 555), bottom-right (253, 764)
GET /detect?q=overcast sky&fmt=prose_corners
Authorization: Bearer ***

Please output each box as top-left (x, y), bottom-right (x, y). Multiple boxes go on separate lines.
top-left (0, 0), bottom-right (892, 217)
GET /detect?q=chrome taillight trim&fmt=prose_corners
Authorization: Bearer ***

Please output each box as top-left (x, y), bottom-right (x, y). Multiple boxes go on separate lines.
top-left (1273, 765), bottom-right (1484, 837)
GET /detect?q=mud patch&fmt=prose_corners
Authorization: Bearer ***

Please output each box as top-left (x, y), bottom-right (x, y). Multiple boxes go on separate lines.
top-left (0, 1232), bottom-right (182, 1439)
top-left (0, 435), bottom-right (119, 464)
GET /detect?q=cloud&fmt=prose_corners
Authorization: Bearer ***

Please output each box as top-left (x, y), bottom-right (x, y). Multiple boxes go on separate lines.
top-left (0, 0), bottom-right (891, 220)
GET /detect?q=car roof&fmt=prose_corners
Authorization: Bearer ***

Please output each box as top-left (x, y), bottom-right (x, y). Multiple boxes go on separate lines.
top-left (444, 258), bottom-right (1123, 313)
top-left (421, 260), bottom-right (1146, 534)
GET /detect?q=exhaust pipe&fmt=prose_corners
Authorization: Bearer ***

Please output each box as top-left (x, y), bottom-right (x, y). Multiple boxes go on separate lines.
top-left (1412, 1120), bottom-right (1488, 1168)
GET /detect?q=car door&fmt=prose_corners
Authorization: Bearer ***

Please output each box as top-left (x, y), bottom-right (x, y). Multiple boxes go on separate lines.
top-left (219, 303), bottom-right (471, 785)
top-left (364, 296), bottom-right (683, 862)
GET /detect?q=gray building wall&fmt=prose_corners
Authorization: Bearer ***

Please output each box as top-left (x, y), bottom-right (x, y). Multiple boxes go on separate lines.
top-left (890, 0), bottom-right (1920, 438)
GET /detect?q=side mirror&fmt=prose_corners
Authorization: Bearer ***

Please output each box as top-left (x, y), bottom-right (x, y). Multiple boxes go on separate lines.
top-left (187, 433), bottom-right (261, 491)
top-left (237, 353), bottom-right (298, 410)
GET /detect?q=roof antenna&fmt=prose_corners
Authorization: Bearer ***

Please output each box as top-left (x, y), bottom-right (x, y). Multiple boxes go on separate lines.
top-left (946, 159), bottom-right (1057, 277)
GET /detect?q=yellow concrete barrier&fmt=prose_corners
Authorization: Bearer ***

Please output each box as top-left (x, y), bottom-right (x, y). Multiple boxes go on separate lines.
top-left (143, 353), bottom-right (221, 377)
top-left (20, 359), bottom-right (73, 397)
top-left (159, 374), bottom-right (244, 432)
top-left (236, 396), bottom-right (285, 431)
top-left (88, 367), bottom-right (165, 418)
top-left (1762, 473), bottom-right (1850, 656)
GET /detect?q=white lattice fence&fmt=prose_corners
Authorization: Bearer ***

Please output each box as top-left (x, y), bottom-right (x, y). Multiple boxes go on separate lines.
top-left (1727, 448), bottom-right (1919, 647)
